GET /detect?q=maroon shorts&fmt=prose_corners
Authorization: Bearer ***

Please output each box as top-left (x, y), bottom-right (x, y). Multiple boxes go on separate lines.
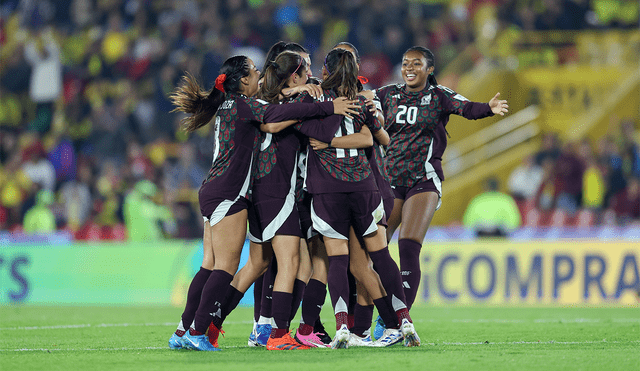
top-left (201, 196), bottom-right (250, 227)
top-left (393, 178), bottom-right (441, 201)
top-left (248, 195), bottom-right (302, 243)
top-left (311, 191), bottom-right (385, 240)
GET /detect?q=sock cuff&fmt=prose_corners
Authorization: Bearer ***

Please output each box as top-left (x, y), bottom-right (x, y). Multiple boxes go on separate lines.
top-left (398, 238), bottom-right (422, 249)
top-left (328, 254), bottom-right (349, 264)
top-left (199, 266), bottom-right (213, 273)
top-left (307, 278), bottom-right (326, 291)
top-left (368, 247), bottom-right (390, 259)
top-left (212, 269), bottom-right (234, 281)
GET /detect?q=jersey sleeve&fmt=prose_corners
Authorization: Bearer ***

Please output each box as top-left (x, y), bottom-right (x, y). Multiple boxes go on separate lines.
top-left (241, 97), bottom-right (270, 122)
top-left (293, 93), bottom-right (340, 143)
top-left (263, 97), bottom-right (334, 123)
top-left (436, 85), bottom-right (494, 120)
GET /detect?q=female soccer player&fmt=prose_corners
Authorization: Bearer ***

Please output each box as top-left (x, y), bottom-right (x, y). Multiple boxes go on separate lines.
top-left (248, 51), bottom-right (345, 350)
top-left (249, 41), bottom-right (321, 347)
top-left (302, 48), bottom-right (420, 349)
top-left (375, 46), bottom-right (508, 321)
top-left (167, 55), bottom-right (359, 351)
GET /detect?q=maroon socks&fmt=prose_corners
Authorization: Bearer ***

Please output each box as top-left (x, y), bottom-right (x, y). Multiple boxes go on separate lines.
top-left (398, 238), bottom-right (422, 309)
top-left (178, 267), bottom-right (212, 335)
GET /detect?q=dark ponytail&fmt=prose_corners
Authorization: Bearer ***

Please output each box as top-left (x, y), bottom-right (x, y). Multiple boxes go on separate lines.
top-left (321, 48), bottom-right (359, 100)
top-left (332, 41), bottom-right (361, 64)
top-left (404, 46), bottom-right (438, 87)
top-left (258, 51), bottom-right (307, 104)
top-left (170, 56), bottom-right (249, 132)
top-left (260, 41), bottom-right (309, 80)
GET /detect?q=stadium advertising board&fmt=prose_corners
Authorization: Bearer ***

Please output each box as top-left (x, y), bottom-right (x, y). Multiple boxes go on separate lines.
top-left (1, 240), bottom-right (638, 306)
top-left (401, 241), bottom-right (640, 306)
top-left (0, 240), bottom-right (254, 306)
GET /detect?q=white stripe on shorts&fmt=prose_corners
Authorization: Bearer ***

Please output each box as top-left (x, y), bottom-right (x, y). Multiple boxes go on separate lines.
top-left (261, 153), bottom-right (298, 241)
top-left (310, 199), bottom-right (347, 240)
top-left (204, 157), bottom-right (253, 227)
top-left (363, 197), bottom-right (385, 237)
top-left (423, 141), bottom-right (443, 211)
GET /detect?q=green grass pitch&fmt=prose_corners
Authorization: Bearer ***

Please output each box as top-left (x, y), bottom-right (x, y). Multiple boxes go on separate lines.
top-left (1, 305), bottom-right (638, 370)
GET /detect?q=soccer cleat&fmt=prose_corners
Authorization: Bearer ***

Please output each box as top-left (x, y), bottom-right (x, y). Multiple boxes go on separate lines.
top-left (182, 331), bottom-right (221, 351)
top-left (248, 322), bottom-right (272, 347)
top-left (248, 322), bottom-right (259, 346)
top-left (348, 333), bottom-right (375, 347)
top-left (256, 323), bottom-right (272, 346)
top-left (372, 327), bottom-right (403, 347)
top-left (168, 333), bottom-right (184, 349)
top-left (294, 328), bottom-right (330, 348)
top-left (313, 323), bottom-right (332, 346)
top-left (400, 318), bottom-right (421, 347)
top-left (207, 323), bottom-right (224, 348)
top-left (373, 315), bottom-right (386, 340)
top-left (266, 332), bottom-right (310, 350)
top-left (330, 324), bottom-right (350, 349)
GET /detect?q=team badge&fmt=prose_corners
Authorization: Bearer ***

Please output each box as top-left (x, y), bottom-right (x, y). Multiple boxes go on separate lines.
top-left (421, 94), bottom-right (431, 106)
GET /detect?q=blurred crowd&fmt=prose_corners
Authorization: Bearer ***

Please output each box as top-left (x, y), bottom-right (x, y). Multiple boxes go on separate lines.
top-left (0, 0), bottom-right (636, 240)
top-left (508, 120), bottom-right (640, 227)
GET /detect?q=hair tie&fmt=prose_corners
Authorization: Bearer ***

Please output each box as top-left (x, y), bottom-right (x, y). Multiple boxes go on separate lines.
top-left (357, 76), bottom-right (369, 85)
top-left (291, 57), bottom-right (302, 77)
top-left (215, 74), bottom-right (226, 92)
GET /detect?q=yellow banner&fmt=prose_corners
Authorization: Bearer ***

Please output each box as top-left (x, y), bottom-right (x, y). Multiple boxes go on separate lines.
top-left (389, 241), bottom-right (640, 306)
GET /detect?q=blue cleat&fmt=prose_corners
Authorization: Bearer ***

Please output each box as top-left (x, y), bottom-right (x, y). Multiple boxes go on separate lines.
top-left (248, 322), bottom-right (259, 346)
top-left (168, 333), bottom-right (184, 349)
top-left (373, 315), bottom-right (386, 340)
top-left (182, 331), bottom-right (221, 351)
top-left (255, 323), bottom-right (272, 347)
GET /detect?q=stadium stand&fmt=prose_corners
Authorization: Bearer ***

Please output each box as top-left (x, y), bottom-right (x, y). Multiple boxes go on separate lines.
top-left (0, 0), bottom-right (638, 239)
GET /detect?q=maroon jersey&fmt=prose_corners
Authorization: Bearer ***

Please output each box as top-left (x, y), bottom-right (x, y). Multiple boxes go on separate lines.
top-left (202, 93), bottom-right (333, 202)
top-left (375, 84), bottom-right (494, 188)
top-left (304, 90), bottom-right (378, 194)
top-left (253, 92), bottom-right (334, 199)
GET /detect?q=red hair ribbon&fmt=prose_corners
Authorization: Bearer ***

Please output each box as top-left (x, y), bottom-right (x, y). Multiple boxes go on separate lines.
top-left (215, 74), bottom-right (227, 92)
top-left (357, 76), bottom-right (369, 85)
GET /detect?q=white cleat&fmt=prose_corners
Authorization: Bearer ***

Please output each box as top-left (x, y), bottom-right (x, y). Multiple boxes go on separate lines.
top-left (372, 327), bottom-right (403, 347)
top-left (400, 318), bottom-right (421, 347)
top-left (330, 324), bottom-right (350, 349)
top-left (348, 333), bottom-right (375, 347)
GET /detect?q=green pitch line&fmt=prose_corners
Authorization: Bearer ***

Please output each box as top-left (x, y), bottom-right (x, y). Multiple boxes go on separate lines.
top-left (1, 306), bottom-right (638, 371)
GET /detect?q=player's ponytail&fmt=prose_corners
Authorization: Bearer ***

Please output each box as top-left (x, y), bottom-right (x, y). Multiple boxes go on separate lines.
top-left (171, 56), bottom-right (250, 132)
top-left (261, 41), bottom-right (309, 80)
top-left (258, 51), bottom-right (307, 104)
top-left (404, 46), bottom-right (438, 87)
top-left (322, 48), bottom-right (358, 100)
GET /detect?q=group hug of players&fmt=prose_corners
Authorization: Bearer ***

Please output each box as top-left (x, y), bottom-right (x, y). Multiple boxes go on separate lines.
top-left (166, 41), bottom-right (509, 351)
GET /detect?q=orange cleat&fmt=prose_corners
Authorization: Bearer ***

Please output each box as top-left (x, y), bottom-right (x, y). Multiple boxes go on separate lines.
top-left (206, 323), bottom-right (224, 348)
top-left (266, 332), bottom-right (311, 350)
